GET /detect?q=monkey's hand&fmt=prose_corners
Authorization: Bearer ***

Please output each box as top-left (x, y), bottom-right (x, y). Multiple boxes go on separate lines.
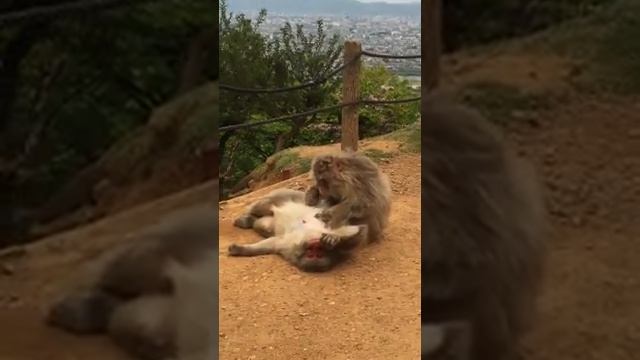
top-left (305, 186), bottom-right (321, 206)
top-left (315, 209), bottom-right (332, 224)
top-left (325, 201), bottom-right (355, 229)
top-left (319, 233), bottom-right (340, 249)
top-left (320, 225), bottom-right (362, 250)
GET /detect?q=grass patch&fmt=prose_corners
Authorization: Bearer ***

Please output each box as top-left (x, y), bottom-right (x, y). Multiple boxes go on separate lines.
top-left (588, 0), bottom-right (640, 93)
top-left (457, 82), bottom-right (552, 124)
top-left (363, 148), bottom-right (394, 163)
top-left (273, 150), bottom-right (311, 173)
top-left (385, 121), bottom-right (421, 153)
top-left (297, 157), bottom-right (312, 173)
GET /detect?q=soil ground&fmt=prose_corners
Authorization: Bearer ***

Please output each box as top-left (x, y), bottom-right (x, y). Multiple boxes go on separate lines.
top-left (218, 153), bottom-right (422, 360)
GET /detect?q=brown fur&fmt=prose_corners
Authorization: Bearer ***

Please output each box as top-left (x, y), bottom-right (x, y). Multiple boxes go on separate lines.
top-left (422, 96), bottom-right (548, 360)
top-left (46, 201), bottom-right (218, 360)
top-left (305, 152), bottom-right (392, 244)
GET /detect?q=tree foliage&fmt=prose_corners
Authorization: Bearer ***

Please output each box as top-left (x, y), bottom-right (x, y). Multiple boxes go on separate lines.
top-left (358, 66), bottom-right (420, 138)
top-left (219, 0), bottom-right (342, 195)
top-left (219, 0), bottom-right (419, 198)
top-left (0, 0), bottom-right (216, 245)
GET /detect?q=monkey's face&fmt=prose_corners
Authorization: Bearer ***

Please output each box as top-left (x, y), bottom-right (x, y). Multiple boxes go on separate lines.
top-left (312, 155), bottom-right (345, 195)
top-left (297, 240), bottom-right (334, 272)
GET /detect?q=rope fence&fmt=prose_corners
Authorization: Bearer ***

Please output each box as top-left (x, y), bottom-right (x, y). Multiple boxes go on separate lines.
top-left (220, 40), bottom-right (421, 151)
top-left (219, 96), bottom-right (421, 132)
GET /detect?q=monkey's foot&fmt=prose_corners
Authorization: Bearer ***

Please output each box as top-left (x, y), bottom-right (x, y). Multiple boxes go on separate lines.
top-left (233, 215), bottom-right (254, 229)
top-left (46, 291), bottom-right (120, 334)
top-left (228, 244), bottom-right (244, 256)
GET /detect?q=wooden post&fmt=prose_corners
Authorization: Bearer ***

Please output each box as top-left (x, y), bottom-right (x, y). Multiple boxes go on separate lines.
top-left (422, 0), bottom-right (442, 92)
top-left (341, 40), bottom-right (361, 152)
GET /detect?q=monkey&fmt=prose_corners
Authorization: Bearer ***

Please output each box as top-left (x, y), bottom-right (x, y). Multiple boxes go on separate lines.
top-left (169, 253), bottom-right (217, 360)
top-left (422, 322), bottom-right (472, 360)
top-left (45, 201), bottom-right (218, 360)
top-left (305, 151), bottom-right (392, 244)
top-left (230, 189), bottom-right (366, 272)
top-left (421, 95), bottom-right (548, 360)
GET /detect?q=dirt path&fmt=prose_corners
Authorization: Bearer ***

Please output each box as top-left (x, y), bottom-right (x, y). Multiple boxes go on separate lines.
top-left (218, 153), bottom-right (422, 360)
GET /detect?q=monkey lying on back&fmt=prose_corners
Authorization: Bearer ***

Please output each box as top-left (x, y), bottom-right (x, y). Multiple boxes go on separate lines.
top-left (46, 202), bottom-right (218, 360)
top-left (305, 151), bottom-right (392, 244)
top-left (422, 95), bottom-right (548, 360)
top-left (231, 189), bottom-right (365, 272)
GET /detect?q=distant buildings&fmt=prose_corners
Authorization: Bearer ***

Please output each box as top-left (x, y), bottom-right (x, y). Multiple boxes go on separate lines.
top-left (258, 14), bottom-right (421, 76)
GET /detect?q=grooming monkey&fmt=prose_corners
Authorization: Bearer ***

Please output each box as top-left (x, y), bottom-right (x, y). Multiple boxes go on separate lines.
top-left (305, 152), bottom-right (392, 244)
top-left (422, 96), bottom-right (548, 360)
top-left (46, 201), bottom-right (218, 360)
top-left (231, 189), bottom-right (365, 272)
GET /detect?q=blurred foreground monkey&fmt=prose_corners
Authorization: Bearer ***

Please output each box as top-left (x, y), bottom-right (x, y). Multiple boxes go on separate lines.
top-left (46, 201), bottom-right (218, 360)
top-left (305, 152), bottom-right (392, 244)
top-left (422, 96), bottom-right (548, 360)
top-left (231, 189), bottom-right (365, 272)
top-left (170, 253), bottom-right (216, 360)
top-left (422, 322), bottom-right (472, 360)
